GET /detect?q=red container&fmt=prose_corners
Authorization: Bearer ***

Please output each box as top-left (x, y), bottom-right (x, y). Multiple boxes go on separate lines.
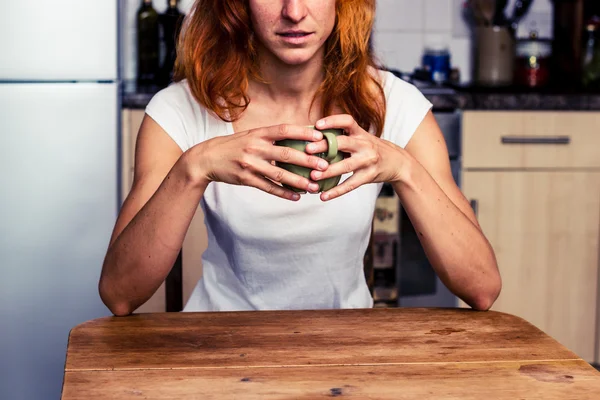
top-left (515, 38), bottom-right (552, 88)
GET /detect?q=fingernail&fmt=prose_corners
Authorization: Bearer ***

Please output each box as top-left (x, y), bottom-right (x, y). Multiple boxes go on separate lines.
top-left (313, 131), bottom-right (323, 140)
top-left (308, 183), bottom-right (320, 192)
top-left (306, 143), bottom-right (315, 152)
top-left (316, 120), bottom-right (325, 128)
top-left (322, 193), bottom-right (330, 201)
top-left (318, 160), bottom-right (328, 170)
top-left (312, 171), bottom-right (322, 179)
top-left (291, 193), bottom-right (300, 200)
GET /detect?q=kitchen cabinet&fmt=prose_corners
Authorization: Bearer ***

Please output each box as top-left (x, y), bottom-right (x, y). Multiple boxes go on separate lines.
top-left (460, 111), bottom-right (600, 364)
top-left (121, 109), bottom-right (207, 313)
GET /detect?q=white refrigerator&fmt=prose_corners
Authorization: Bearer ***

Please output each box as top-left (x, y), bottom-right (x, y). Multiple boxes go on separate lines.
top-left (0, 1), bottom-right (119, 399)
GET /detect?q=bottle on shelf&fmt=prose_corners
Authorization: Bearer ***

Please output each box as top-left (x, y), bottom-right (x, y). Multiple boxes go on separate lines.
top-left (136, 0), bottom-right (160, 90)
top-left (159, 0), bottom-right (185, 87)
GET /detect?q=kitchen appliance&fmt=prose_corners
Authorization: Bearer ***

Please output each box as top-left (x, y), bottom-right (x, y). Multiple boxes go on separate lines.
top-left (0, 1), bottom-right (119, 399)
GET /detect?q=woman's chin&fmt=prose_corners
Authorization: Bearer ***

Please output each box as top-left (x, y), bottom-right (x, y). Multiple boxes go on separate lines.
top-left (274, 49), bottom-right (321, 66)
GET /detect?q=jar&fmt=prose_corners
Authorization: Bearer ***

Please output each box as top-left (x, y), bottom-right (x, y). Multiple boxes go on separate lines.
top-left (474, 26), bottom-right (515, 87)
top-left (515, 36), bottom-right (552, 88)
top-left (422, 44), bottom-right (451, 84)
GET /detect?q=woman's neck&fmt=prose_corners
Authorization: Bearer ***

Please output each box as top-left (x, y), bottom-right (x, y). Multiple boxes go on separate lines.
top-left (248, 47), bottom-right (325, 113)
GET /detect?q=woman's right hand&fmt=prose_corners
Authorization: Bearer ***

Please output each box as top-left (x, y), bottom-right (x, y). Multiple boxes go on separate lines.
top-left (184, 124), bottom-right (330, 200)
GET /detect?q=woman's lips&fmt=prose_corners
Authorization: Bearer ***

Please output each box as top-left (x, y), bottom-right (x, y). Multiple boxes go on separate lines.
top-left (277, 31), bottom-right (314, 44)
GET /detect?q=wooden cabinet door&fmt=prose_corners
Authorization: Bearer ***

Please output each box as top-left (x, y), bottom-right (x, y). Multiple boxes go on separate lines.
top-left (462, 171), bottom-right (600, 363)
top-left (121, 109), bottom-right (206, 313)
top-left (462, 111), bottom-right (600, 169)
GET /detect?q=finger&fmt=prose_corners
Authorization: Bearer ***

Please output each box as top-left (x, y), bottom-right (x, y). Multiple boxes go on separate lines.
top-left (260, 163), bottom-right (321, 194)
top-left (315, 114), bottom-right (362, 135)
top-left (310, 156), bottom-right (357, 181)
top-left (321, 174), bottom-right (365, 201)
top-left (262, 124), bottom-right (323, 142)
top-left (271, 144), bottom-right (330, 171)
top-left (306, 135), bottom-right (359, 155)
top-left (304, 138), bottom-right (328, 154)
top-left (242, 173), bottom-right (303, 201)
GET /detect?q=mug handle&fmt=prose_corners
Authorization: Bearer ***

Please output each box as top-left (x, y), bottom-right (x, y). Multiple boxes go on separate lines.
top-left (323, 131), bottom-right (338, 161)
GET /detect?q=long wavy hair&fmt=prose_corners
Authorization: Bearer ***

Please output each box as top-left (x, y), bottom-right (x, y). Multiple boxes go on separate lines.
top-left (173, 0), bottom-right (385, 137)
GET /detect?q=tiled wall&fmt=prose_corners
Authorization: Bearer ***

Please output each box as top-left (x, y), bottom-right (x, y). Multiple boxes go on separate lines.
top-left (122, 0), bottom-right (553, 84)
top-left (372, 0), bottom-right (553, 83)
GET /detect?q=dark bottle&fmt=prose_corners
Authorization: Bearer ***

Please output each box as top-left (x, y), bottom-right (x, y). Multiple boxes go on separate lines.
top-left (582, 16), bottom-right (600, 88)
top-left (137, 0), bottom-right (160, 89)
top-left (159, 0), bottom-right (185, 87)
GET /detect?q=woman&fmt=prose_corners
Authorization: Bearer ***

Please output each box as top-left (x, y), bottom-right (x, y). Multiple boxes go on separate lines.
top-left (99, 0), bottom-right (501, 316)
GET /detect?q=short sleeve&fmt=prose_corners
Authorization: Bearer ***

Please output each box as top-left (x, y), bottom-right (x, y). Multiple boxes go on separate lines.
top-left (145, 81), bottom-right (203, 152)
top-left (381, 71), bottom-right (433, 148)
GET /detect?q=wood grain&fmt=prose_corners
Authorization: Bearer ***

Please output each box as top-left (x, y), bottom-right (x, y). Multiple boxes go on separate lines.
top-left (462, 111), bottom-right (600, 169)
top-left (461, 171), bottom-right (600, 362)
top-left (62, 360), bottom-right (600, 400)
top-left (65, 309), bottom-right (579, 371)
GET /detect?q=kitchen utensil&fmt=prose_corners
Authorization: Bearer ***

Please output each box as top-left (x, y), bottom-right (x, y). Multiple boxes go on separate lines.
top-left (510, 0), bottom-right (534, 26)
top-left (469, 0), bottom-right (496, 26)
top-left (467, 0), bottom-right (487, 26)
top-left (493, 0), bottom-right (509, 25)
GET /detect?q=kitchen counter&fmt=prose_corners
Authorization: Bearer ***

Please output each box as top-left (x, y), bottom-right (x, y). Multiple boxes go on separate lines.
top-left (62, 308), bottom-right (600, 399)
top-left (122, 81), bottom-right (600, 111)
top-left (455, 84), bottom-right (600, 111)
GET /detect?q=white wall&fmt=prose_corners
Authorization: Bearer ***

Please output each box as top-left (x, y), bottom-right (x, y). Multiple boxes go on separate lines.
top-left (121, 0), bottom-right (553, 84)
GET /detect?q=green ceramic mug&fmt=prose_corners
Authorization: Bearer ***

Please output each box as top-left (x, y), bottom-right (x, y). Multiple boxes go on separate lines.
top-left (275, 126), bottom-right (344, 193)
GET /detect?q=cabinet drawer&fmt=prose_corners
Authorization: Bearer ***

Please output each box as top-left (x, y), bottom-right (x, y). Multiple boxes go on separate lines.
top-left (462, 111), bottom-right (600, 169)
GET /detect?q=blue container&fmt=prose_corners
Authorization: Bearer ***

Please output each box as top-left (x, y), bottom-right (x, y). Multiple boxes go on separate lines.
top-left (422, 46), bottom-right (451, 83)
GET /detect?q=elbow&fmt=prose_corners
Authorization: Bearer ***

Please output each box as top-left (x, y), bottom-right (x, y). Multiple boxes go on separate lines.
top-left (470, 274), bottom-right (502, 311)
top-left (98, 278), bottom-right (134, 317)
top-left (108, 302), bottom-right (135, 317)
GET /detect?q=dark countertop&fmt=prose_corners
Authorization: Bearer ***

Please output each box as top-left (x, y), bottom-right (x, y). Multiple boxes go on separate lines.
top-left (122, 81), bottom-right (600, 111)
top-left (450, 83), bottom-right (600, 111)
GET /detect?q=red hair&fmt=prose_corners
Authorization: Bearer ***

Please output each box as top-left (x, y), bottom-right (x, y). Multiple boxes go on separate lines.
top-left (174, 0), bottom-right (385, 137)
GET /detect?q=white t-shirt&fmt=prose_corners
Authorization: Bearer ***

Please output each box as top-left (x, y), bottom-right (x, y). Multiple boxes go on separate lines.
top-left (145, 70), bottom-right (432, 311)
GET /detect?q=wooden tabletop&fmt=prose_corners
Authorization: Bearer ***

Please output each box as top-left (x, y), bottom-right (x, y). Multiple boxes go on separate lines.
top-left (62, 308), bottom-right (600, 399)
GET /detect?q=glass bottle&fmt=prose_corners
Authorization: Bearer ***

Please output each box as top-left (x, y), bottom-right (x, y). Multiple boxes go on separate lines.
top-left (137, 0), bottom-right (160, 90)
top-left (582, 17), bottom-right (600, 89)
top-left (159, 0), bottom-right (185, 87)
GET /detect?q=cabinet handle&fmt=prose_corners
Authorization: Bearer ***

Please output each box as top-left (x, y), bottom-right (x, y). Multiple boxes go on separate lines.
top-left (501, 136), bottom-right (571, 145)
top-left (470, 199), bottom-right (478, 217)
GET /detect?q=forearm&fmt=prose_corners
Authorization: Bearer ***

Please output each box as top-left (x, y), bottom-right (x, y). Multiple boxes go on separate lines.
top-left (99, 158), bottom-right (208, 316)
top-left (392, 159), bottom-right (500, 310)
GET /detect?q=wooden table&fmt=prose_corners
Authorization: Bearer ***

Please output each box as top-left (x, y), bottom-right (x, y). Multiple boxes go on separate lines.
top-left (62, 308), bottom-right (600, 399)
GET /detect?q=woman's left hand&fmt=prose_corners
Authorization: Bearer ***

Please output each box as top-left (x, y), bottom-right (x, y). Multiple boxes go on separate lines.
top-left (306, 114), bottom-right (409, 201)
